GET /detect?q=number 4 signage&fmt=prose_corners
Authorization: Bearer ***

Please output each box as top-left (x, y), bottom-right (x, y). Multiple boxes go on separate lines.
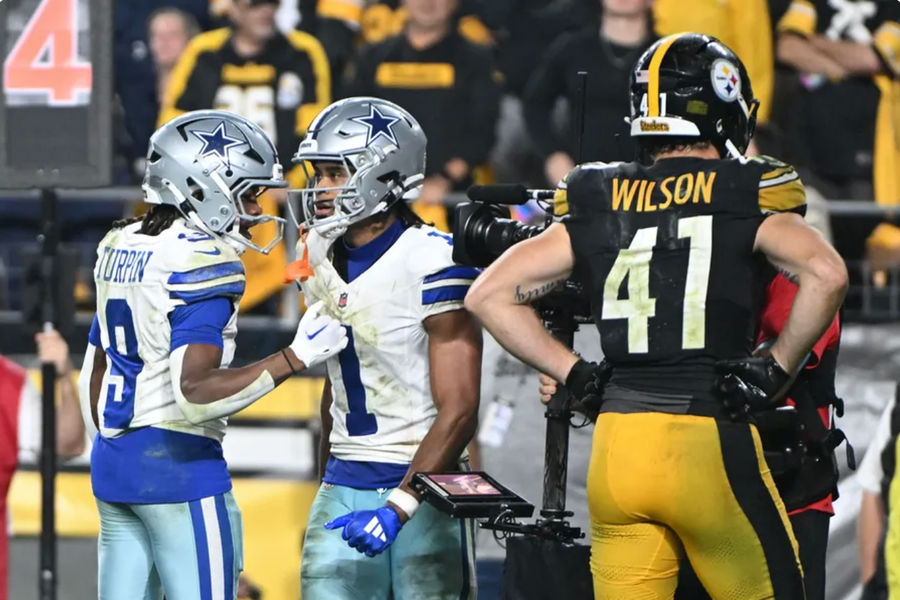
top-left (4, 0), bottom-right (92, 106)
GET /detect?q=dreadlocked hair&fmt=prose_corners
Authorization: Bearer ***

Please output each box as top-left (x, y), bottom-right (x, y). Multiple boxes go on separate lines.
top-left (111, 204), bottom-right (182, 235)
top-left (364, 196), bottom-right (429, 229)
top-left (392, 198), bottom-right (427, 228)
top-left (110, 214), bottom-right (144, 230)
top-left (141, 205), bottom-right (182, 235)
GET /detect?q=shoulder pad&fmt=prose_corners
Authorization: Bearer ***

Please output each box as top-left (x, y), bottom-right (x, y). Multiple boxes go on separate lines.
top-left (751, 156), bottom-right (806, 214)
top-left (554, 170), bottom-right (573, 217)
top-left (555, 162), bottom-right (616, 217)
top-left (401, 226), bottom-right (457, 278)
top-left (562, 161), bottom-right (626, 217)
top-left (749, 154), bottom-right (791, 169)
top-left (163, 226), bottom-right (245, 303)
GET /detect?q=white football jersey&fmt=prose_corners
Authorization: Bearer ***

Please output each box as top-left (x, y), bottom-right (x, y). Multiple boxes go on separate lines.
top-left (91, 220), bottom-right (242, 442)
top-left (300, 225), bottom-right (477, 464)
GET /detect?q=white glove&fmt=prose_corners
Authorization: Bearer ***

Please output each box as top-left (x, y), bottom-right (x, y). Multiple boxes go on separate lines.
top-left (289, 301), bottom-right (348, 368)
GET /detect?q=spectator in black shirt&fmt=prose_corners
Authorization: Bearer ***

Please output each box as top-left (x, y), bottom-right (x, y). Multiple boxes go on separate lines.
top-left (159, 0), bottom-right (332, 314)
top-left (776, 0), bottom-right (900, 269)
top-left (523, 0), bottom-right (655, 186)
top-left (348, 0), bottom-right (501, 229)
top-left (317, 0), bottom-right (492, 96)
top-left (478, 0), bottom-right (599, 98)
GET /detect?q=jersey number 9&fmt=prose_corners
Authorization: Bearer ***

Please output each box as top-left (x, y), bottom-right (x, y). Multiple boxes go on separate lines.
top-left (103, 298), bottom-right (144, 430)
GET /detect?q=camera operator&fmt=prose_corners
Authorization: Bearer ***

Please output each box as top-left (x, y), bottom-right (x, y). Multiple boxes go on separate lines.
top-left (464, 32), bottom-right (847, 597)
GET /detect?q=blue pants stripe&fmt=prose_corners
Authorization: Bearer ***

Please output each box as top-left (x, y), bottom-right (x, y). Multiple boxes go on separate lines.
top-left (215, 494), bottom-right (235, 600)
top-left (188, 499), bottom-right (213, 600)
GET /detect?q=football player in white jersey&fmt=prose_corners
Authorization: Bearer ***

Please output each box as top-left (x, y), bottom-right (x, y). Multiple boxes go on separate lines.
top-left (79, 110), bottom-right (348, 600)
top-left (291, 97), bottom-right (482, 599)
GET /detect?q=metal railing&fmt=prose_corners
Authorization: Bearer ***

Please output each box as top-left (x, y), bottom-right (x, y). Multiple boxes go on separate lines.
top-left (0, 187), bottom-right (899, 325)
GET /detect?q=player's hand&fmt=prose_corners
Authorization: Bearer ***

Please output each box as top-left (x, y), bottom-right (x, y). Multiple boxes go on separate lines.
top-left (538, 373), bottom-right (557, 404)
top-left (715, 355), bottom-right (792, 413)
top-left (35, 329), bottom-right (72, 377)
top-left (324, 506), bottom-right (403, 557)
top-left (444, 158), bottom-right (470, 182)
top-left (545, 152), bottom-right (575, 187)
top-left (289, 301), bottom-right (348, 369)
top-left (420, 175), bottom-right (450, 206)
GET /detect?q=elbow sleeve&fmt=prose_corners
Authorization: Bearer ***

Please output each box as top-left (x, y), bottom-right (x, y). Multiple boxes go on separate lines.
top-left (169, 346), bottom-right (276, 424)
top-left (77, 344), bottom-right (99, 439)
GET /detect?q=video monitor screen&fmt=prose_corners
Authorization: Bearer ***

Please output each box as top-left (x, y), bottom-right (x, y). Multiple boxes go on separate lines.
top-left (428, 473), bottom-right (504, 496)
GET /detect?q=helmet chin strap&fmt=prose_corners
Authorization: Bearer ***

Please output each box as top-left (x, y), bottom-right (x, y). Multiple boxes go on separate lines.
top-left (317, 217), bottom-right (350, 240)
top-left (222, 221), bottom-right (249, 256)
top-left (186, 211), bottom-right (249, 255)
top-left (724, 138), bottom-right (744, 160)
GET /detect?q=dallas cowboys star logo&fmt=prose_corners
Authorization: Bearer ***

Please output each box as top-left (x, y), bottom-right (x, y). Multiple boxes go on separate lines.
top-left (191, 121), bottom-right (246, 168)
top-left (350, 105), bottom-right (400, 146)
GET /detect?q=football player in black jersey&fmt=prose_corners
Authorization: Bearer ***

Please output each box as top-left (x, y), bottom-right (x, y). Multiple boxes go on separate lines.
top-left (465, 33), bottom-right (847, 598)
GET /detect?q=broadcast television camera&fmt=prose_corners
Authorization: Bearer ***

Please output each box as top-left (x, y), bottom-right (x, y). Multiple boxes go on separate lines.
top-left (412, 183), bottom-right (597, 599)
top-left (451, 183), bottom-right (592, 321)
top-left (414, 183), bottom-right (594, 541)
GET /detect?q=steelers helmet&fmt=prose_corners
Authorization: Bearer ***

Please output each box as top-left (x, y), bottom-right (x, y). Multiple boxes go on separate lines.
top-left (629, 33), bottom-right (759, 158)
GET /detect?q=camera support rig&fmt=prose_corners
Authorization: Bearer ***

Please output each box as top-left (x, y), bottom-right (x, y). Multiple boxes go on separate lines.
top-left (457, 71), bottom-right (593, 546)
top-left (477, 287), bottom-right (591, 544)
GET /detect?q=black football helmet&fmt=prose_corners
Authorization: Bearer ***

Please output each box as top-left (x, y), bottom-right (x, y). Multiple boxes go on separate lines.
top-left (629, 32), bottom-right (759, 158)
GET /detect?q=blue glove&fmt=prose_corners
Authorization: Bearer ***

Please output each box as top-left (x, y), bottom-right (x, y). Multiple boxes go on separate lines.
top-left (324, 505), bottom-right (403, 557)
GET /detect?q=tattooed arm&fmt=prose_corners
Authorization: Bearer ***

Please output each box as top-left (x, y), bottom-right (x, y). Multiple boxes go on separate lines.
top-left (465, 223), bottom-right (580, 382)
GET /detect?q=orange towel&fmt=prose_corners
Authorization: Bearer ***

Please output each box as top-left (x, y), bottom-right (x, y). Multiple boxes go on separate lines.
top-left (284, 230), bottom-right (316, 283)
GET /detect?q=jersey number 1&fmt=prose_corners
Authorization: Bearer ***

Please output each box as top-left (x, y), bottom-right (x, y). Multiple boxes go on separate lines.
top-left (339, 327), bottom-right (378, 436)
top-left (602, 215), bottom-right (712, 353)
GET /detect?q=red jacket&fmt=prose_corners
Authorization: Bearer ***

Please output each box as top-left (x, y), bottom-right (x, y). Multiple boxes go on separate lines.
top-left (756, 274), bottom-right (841, 515)
top-left (0, 355), bottom-right (27, 600)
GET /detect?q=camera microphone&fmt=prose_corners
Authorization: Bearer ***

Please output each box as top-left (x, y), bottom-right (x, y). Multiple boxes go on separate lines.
top-left (467, 184), bottom-right (555, 205)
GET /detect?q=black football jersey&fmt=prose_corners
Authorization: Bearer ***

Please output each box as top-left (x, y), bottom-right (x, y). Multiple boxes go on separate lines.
top-left (562, 155), bottom-right (806, 406)
top-left (777, 0), bottom-right (900, 184)
top-left (160, 28), bottom-right (331, 167)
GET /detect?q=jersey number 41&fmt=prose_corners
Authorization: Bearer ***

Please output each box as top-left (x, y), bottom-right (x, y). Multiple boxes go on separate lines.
top-left (602, 215), bottom-right (712, 354)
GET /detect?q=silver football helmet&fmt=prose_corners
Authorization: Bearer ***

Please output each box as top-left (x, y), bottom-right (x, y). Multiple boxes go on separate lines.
top-left (142, 109), bottom-right (287, 254)
top-left (291, 97), bottom-right (427, 237)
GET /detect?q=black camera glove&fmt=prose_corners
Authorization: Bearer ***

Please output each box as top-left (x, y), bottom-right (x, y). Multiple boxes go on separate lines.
top-left (564, 358), bottom-right (612, 420)
top-left (715, 355), bottom-right (792, 415)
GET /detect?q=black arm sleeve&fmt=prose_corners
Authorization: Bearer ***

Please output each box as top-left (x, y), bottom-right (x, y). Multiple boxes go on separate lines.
top-left (522, 40), bottom-right (570, 160)
top-left (316, 17), bottom-right (358, 93)
top-left (174, 55), bottom-right (219, 112)
top-left (345, 45), bottom-right (378, 98)
top-left (455, 45), bottom-right (501, 167)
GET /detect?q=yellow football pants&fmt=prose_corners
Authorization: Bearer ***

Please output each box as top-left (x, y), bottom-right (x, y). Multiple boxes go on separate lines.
top-left (587, 412), bottom-right (805, 600)
top-left (885, 435), bottom-right (900, 599)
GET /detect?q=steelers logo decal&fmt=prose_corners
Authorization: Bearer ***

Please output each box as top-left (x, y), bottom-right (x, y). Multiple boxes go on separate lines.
top-left (711, 59), bottom-right (741, 102)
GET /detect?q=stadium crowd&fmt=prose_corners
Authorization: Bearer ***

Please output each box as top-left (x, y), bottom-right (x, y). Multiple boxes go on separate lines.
top-left (1, 0), bottom-right (897, 317)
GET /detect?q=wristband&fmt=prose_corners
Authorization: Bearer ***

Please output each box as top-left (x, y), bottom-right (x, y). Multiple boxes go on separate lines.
top-left (281, 349), bottom-right (299, 375)
top-left (386, 488), bottom-right (420, 520)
